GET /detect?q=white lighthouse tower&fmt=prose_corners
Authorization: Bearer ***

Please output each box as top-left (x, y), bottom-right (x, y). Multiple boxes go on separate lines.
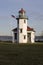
top-left (16, 8), bottom-right (28, 43)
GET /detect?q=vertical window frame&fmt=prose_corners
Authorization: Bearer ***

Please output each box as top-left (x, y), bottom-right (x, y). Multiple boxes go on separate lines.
top-left (24, 35), bottom-right (26, 39)
top-left (20, 29), bottom-right (22, 33)
top-left (24, 19), bottom-right (26, 23)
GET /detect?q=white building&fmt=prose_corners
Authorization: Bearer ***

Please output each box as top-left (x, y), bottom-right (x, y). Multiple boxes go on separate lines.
top-left (12, 8), bottom-right (35, 43)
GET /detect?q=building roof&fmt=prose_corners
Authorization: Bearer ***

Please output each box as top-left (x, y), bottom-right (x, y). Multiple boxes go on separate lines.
top-left (12, 26), bottom-right (35, 32)
top-left (19, 8), bottom-right (26, 13)
top-left (27, 26), bottom-right (35, 31)
top-left (12, 28), bottom-right (17, 31)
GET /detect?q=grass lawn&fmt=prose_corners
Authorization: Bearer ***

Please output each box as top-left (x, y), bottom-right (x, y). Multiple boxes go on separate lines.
top-left (0, 42), bottom-right (43, 65)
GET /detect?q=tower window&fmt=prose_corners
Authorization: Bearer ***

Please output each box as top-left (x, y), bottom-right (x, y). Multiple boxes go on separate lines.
top-left (20, 29), bottom-right (22, 33)
top-left (24, 20), bottom-right (26, 23)
top-left (24, 35), bottom-right (26, 39)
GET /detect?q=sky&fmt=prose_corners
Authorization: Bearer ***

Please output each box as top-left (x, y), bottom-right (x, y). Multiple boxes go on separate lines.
top-left (0, 0), bottom-right (43, 36)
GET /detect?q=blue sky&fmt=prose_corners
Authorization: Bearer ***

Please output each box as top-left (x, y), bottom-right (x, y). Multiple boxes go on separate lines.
top-left (0, 0), bottom-right (43, 36)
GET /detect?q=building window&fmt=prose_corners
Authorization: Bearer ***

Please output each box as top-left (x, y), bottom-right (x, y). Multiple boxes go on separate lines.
top-left (15, 33), bottom-right (17, 40)
top-left (20, 29), bottom-right (22, 33)
top-left (24, 35), bottom-right (26, 39)
top-left (24, 20), bottom-right (26, 23)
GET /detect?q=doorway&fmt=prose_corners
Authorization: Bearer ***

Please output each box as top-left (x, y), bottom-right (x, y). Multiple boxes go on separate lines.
top-left (27, 33), bottom-right (31, 43)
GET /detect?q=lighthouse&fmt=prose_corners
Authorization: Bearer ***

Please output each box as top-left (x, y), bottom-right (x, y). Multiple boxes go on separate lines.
top-left (12, 8), bottom-right (35, 43)
top-left (16, 8), bottom-right (28, 43)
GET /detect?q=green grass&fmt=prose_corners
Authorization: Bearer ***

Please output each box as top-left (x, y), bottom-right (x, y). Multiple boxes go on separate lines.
top-left (0, 42), bottom-right (43, 65)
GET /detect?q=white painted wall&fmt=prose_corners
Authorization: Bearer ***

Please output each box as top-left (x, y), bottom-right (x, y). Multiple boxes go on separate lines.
top-left (27, 31), bottom-right (35, 43)
top-left (12, 31), bottom-right (17, 43)
top-left (12, 32), bottom-right (15, 43)
top-left (31, 32), bottom-right (35, 43)
top-left (17, 19), bottom-right (27, 43)
top-left (23, 20), bottom-right (27, 43)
